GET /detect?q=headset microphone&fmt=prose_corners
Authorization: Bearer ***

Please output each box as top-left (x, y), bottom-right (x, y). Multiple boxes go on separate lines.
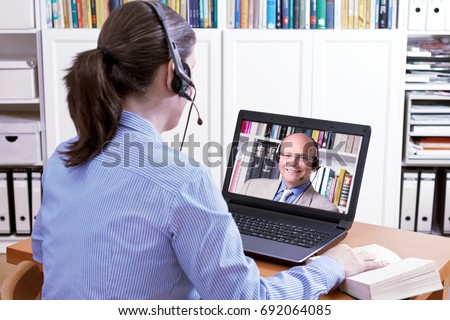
top-left (185, 94), bottom-right (203, 126)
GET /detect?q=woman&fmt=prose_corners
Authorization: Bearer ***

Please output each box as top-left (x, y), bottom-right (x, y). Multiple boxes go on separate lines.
top-left (32, 1), bottom-right (385, 299)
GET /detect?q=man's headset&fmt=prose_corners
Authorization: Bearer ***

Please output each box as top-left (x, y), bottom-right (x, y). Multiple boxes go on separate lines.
top-left (145, 1), bottom-right (202, 150)
top-left (275, 137), bottom-right (320, 171)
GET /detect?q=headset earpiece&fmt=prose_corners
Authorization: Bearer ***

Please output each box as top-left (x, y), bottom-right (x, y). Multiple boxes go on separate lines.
top-left (171, 61), bottom-right (192, 98)
top-left (312, 157), bottom-right (320, 171)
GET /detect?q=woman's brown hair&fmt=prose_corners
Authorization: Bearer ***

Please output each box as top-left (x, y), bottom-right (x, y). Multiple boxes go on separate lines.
top-left (61, 1), bottom-right (196, 167)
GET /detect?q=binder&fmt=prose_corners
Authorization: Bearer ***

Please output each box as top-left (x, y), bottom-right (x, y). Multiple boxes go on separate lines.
top-left (446, 1), bottom-right (450, 30)
top-left (416, 170), bottom-right (436, 233)
top-left (440, 169), bottom-right (450, 235)
top-left (12, 170), bottom-right (32, 235)
top-left (399, 170), bottom-right (419, 231)
top-left (0, 170), bottom-right (12, 235)
top-left (31, 171), bottom-right (42, 226)
top-left (408, 0), bottom-right (427, 30)
top-left (425, 0), bottom-right (446, 30)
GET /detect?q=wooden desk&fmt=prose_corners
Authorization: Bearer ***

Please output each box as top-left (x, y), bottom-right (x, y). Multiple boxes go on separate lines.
top-left (6, 222), bottom-right (450, 300)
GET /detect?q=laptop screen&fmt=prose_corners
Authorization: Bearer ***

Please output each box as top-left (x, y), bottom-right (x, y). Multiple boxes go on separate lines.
top-left (222, 110), bottom-right (371, 224)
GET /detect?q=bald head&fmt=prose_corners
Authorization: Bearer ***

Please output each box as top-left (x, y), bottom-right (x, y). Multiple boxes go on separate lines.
top-left (278, 133), bottom-right (319, 189)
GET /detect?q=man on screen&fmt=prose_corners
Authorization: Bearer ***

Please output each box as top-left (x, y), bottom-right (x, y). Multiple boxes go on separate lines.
top-left (239, 133), bottom-right (339, 212)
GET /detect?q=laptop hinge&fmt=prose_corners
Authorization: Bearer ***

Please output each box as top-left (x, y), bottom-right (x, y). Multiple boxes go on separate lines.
top-left (337, 220), bottom-right (350, 230)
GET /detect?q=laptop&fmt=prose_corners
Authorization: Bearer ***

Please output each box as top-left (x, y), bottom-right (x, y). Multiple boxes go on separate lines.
top-left (222, 110), bottom-right (371, 265)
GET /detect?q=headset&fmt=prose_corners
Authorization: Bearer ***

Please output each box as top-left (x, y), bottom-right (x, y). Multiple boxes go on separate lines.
top-left (145, 1), bottom-right (194, 101)
top-left (275, 135), bottom-right (320, 171)
top-left (145, 1), bottom-right (202, 149)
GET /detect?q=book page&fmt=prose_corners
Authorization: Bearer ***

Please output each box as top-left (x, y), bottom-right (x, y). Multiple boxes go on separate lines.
top-left (358, 244), bottom-right (401, 263)
top-left (345, 258), bottom-right (436, 286)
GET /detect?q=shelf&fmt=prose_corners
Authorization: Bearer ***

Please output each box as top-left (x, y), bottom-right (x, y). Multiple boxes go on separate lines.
top-left (0, 29), bottom-right (37, 34)
top-left (0, 98), bottom-right (40, 104)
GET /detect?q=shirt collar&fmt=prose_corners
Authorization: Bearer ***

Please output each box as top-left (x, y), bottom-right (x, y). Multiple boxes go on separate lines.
top-left (276, 180), bottom-right (311, 200)
top-left (118, 110), bottom-right (163, 143)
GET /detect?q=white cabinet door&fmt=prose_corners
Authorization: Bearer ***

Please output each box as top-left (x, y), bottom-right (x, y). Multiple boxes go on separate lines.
top-left (312, 30), bottom-right (404, 227)
top-left (42, 29), bottom-right (222, 186)
top-left (222, 29), bottom-right (314, 149)
top-left (42, 29), bottom-right (100, 158)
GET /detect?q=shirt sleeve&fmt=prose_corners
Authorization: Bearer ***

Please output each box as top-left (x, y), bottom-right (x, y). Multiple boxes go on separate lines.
top-left (31, 170), bottom-right (46, 264)
top-left (169, 166), bottom-right (345, 300)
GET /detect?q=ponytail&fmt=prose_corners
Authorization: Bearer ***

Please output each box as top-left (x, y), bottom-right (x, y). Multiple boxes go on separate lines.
top-left (61, 48), bottom-right (121, 167)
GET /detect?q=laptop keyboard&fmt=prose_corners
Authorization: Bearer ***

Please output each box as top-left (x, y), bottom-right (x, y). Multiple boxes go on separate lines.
top-left (232, 213), bottom-right (330, 248)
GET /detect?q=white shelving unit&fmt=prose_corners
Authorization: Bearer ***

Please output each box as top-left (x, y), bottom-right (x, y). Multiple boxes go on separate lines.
top-left (0, 0), bottom-right (45, 253)
top-left (400, 1), bottom-right (450, 237)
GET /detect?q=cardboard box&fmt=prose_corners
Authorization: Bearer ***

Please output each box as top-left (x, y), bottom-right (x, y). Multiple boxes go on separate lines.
top-left (0, 113), bottom-right (42, 165)
top-left (0, 0), bottom-right (35, 29)
top-left (0, 59), bottom-right (38, 100)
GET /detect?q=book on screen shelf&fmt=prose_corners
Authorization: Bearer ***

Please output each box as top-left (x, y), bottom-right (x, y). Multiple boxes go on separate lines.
top-left (406, 61), bottom-right (450, 71)
top-left (333, 168), bottom-right (349, 206)
top-left (410, 113), bottom-right (450, 124)
top-left (338, 173), bottom-right (352, 207)
top-left (338, 244), bottom-right (443, 300)
top-left (413, 137), bottom-right (450, 149)
top-left (411, 104), bottom-right (450, 114)
top-left (412, 125), bottom-right (450, 135)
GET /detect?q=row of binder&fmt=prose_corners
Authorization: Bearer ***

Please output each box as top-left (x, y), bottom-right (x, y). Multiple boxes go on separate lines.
top-left (399, 168), bottom-right (450, 235)
top-left (0, 167), bottom-right (42, 236)
top-left (408, 0), bottom-right (450, 31)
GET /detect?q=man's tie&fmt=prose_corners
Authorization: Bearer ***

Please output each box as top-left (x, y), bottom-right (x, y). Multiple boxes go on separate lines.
top-left (279, 189), bottom-right (293, 203)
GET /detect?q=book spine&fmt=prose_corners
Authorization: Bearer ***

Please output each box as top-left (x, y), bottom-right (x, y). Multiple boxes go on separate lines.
top-left (276, 0), bottom-right (282, 28)
top-left (326, 0), bottom-right (334, 29)
top-left (339, 174), bottom-right (352, 207)
top-left (281, 0), bottom-right (289, 29)
top-left (378, 0), bottom-right (387, 29)
top-left (52, 0), bottom-right (59, 28)
top-left (90, 0), bottom-right (97, 28)
top-left (240, 0), bottom-right (249, 28)
top-left (289, 0), bottom-right (294, 29)
top-left (310, 0), bottom-right (316, 29)
top-left (63, 0), bottom-right (71, 28)
top-left (334, 0), bottom-right (340, 29)
top-left (71, 0), bottom-right (79, 28)
top-left (235, 0), bottom-right (241, 28)
top-left (316, 0), bottom-right (326, 29)
top-left (365, 0), bottom-right (371, 29)
top-left (357, 0), bottom-right (364, 29)
top-left (213, 0), bottom-right (218, 27)
top-left (341, 0), bottom-right (348, 29)
top-left (248, 0), bottom-right (254, 28)
top-left (203, 0), bottom-right (209, 28)
top-left (198, 0), bottom-right (204, 28)
top-left (76, 0), bottom-right (83, 28)
top-left (267, 0), bottom-right (276, 29)
top-left (304, 0), bottom-right (310, 28)
top-left (387, 0), bottom-right (392, 29)
top-left (57, 0), bottom-right (65, 28)
top-left (299, 0), bottom-right (305, 29)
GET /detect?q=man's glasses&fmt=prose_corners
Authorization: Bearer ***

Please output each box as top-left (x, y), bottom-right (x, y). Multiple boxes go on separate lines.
top-left (280, 152), bottom-right (314, 164)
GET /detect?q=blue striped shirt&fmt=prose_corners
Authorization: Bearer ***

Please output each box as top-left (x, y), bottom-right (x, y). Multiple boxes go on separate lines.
top-left (31, 111), bottom-right (344, 299)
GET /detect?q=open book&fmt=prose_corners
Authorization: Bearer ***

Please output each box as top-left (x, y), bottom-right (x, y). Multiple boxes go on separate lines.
top-left (339, 244), bottom-right (443, 300)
